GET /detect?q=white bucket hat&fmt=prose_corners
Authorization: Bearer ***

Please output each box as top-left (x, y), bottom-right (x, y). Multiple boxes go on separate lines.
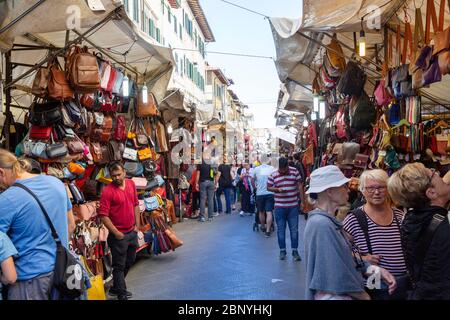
top-left (306, 165), bottom-right (350, 194)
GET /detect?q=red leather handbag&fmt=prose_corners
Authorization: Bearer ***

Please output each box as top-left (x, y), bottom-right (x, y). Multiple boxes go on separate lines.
top-left (106, 67), bottom-right (117, 93)
top-left (30, 125), bottom-right (52, 140)
top-left (114, 115), bottom-right (126, 141)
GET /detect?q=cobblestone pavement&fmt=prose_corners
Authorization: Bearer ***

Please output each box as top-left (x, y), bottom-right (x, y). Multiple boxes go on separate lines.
top-left (125, 209), bottom-right (307, 300)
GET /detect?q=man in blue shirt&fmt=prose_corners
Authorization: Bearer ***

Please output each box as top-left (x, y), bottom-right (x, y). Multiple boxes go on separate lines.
top-left (251, 158), bottom-right (275, 237)
top-left (0, 150), bottom-right (75, 300)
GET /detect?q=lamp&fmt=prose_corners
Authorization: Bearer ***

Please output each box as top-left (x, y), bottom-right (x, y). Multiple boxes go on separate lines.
top-left (122, 55), bottom-right (129, 97)
top-left (167, 124), bottom-right (173, 135)
top-left (303, 117), bottom-right (308, 127)
top-left (311, 112), bottom-right (317, 121)
top-left (359, 18), bottom-right (366, 57)
top-left (319, 101), bottom-right (326, 120)
top-left (142, 83), bottom-right (148, 104)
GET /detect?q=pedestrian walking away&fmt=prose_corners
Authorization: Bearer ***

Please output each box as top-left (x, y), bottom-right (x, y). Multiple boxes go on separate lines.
top-left (216, 156), bottom-right (234, 214)
top-left (304, 165), bottom-right (396, 300)
top-left (99, 161), bottom-right (140, 300)
top-left (267, 157), bottom-right (304, 261)
top-left (251, 157), bottom-right (275, 236)
top-left (0, 149), bottom-right (75, 300)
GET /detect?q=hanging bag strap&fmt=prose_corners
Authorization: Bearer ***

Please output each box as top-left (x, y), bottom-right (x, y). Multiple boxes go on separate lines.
top-left (12, 183), bottom-right (62, 243)
top-left (396, 25), bottom-right (402, 66)
top-left (402, 22), bottom-right (414, 64)
top-left (425, 0), bottom-right (439, 44)
top-left (352, 207), bottom-right (373, 255)
top-left (414, 8), bottom-right (425, 56)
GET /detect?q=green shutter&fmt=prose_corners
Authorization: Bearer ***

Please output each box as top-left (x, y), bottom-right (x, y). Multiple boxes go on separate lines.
top-left (149, 19), bottom-right (155, 38)
top-left (174, 16), bottom-right (177, 33)
top-left (156, 28), bottom-right (161, 43)
top-left (168, 9), bottom-right (171, 23)
top-left (124, 0), bottom-right (129, 12)
top-left (133, 0), bottom-right (139, 22)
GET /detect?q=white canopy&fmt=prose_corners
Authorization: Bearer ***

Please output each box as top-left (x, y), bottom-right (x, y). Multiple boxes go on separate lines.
top-left (0, 0), bottom-right (174, 121)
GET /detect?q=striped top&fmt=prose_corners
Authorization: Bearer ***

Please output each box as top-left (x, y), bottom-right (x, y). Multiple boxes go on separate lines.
top-left (343, 207), bottom-right (407, 276)
top-left (267, 167), bottom-right (301, 208)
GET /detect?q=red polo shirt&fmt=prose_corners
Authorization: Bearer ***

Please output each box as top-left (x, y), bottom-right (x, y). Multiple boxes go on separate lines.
top-left (98, 179), bottom-right (139, 233)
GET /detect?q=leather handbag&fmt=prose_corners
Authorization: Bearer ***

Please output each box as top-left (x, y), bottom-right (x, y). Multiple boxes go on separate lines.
top-left (80, 93), bottom-right (95, 109)
top-left (326, 37), bottom-right (346, 71)
top-left (63, 167), bottom-right (77, 180)
top-left (374, 80), bottom-right (393, 107)
top-left (108, 141), bottom-right (123, 161)
top-left (63, 100), bottom-right (82, 123)
top-left (124, 162), bottom-right (144, 177)
top-left (100, 145), bottom-right (111, 164)
top-left (438, 50), bottom-right (450, 74)
top-left (30, 100), bottom-right (62, 126)
top-left (90, 142), bottom-right (103, 163)
top-left (155, 120), bottom-right (168, 152)
top-left (353, 153), bottom-right (370, 169)
top-left (67, 138), bottom-right (85, 154)
top-left (144, 196), bottom-right (160, 211)
top-left (106, 67), bottom-right (118, 93)
top-left (123, 147), bottom-right (138, 161)
top-left (432, 28), bottom-right (450, 56)
top-left (136, 91), bottom-right (158, 117)
top-left (29, 125), bottom-right (52, 140)
top-left (61, 106), bottom-right (75, 127)
top-left (138, 147), bottom-right (152, 161)
top-left (132, 177), bottom-right (148, 190)
top-left (31, 141), bottom-right (48, 159)
top-left (48, 62), bottom-right (73, 101)
top-left (112, 69), bottom-right (124, 95)
top-left (323, 52), bottom-right (342, 77)
top-left (337, 60), bottom-right (366, 96)
top-left (422, 57), bottom-right (442, 86)
top-left (96, 168), bottom-right (112, 184)
top-left (31, 66), bottom-right (50, 97)
top-left (350, 92), bottom-right (376, 130)
top-left (73, 201), bottom-right (97, 221)
top-left (68, 162), bottom-right (86, 175)
top-left (46, 134), bottom-right (68, 159)
top-left (114, 115), bottom-right (126, 141)
top-left (339, 142), bottom-right (361, 166)
top-left (68, 181), bottom-right (85, 204)
top-left (164, 228), bottom-right (183, 250)
top-left (66, 46), bottom-right (100, 93)
top-left (48, 166), bottom-right (65, 179)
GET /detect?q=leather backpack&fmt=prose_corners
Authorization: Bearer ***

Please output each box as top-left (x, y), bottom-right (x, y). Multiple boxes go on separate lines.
top-left (48, 61), bottom-right (73, 101)
top-left (66, 46), bottom-right (100, 93)
top-left (326, 37), bottom-right (346, 71)
top-left (136, 90), bottom-right (158, 117)
top-left (337, 61), bottom-right (366, 96)
top-left (31, 66), bottom-right (50, 98)
top-left (114, 115), bottom-right (126, 141)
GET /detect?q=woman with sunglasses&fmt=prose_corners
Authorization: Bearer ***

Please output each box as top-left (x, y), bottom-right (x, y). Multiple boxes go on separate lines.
top-left (343, 169), bottom-right (407, 300)
top-left (388, 163), bottom-right (450, 300)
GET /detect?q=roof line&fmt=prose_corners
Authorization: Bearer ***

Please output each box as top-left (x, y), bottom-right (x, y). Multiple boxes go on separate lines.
top-left (187, 0), bottom-right (215, 42)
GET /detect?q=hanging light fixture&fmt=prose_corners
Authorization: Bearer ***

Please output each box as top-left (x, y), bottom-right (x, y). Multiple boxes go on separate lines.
top-left (313, 94), bottom-right (319, 112)
top-left (311, 112), bottom-right (317, 121)
top-left (142, 83), bottom-right (148, 104)
top-left (359, 18), bottom-right (366, 57)
top-left (319, 101), bottom-right (326, 120)
top-left (122, 54), bottom-right (129, 97)
top-left (167, 124), bottom-right (173, 135)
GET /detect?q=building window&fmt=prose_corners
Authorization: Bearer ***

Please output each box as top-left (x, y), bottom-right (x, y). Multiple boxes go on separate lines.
top-left (175, 53), bottom-right (179, 73)
top-left (161, 0), bottom-right (165, 14)
top-left (207, 72), bottom-right (212, 85)
top-left (124, 0), bottom-right (129, 12)
top-left (142, 13), bottom-right (148, 33)
top-left (149, 19), bottom-right (155, 38)
top-left (156, 28), bottom-right (161, 43)
top-left (133, 0), bottom-right (139, 23)
top-left (168, 9), bottom-right (171, 23)
top-left (179, 24), bottom-right (182, 40)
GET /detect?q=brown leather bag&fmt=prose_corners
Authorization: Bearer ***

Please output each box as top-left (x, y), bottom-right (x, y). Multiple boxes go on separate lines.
top-left (326, 37), bottom-right (346, 71)
top-left (438, 50), bottom-right (450, 74)
top-left (100, 144), bottom-right (111, 164)
top-left (155, 120), bottom-right (168, 152)
top-left (48, 63), bottom-right (73, 101)
top-left (108, 141), bottom-right (123, 161)
top-left (31, 66), bottom-right (50, 97)
top-left (164, 228), bottom-right (183, 249)
top-left (66, 46), bottom-right (100, 93)
top-left (102, 115), bottom-right (113, 130)
top-left (90, 142), bottom-right (103, 163)
top-left (136, 91), bottom-right (158, 117)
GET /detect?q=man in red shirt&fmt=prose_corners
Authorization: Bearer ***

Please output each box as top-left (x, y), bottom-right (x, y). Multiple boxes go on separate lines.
top-left (99, 162), bottom-right (140, 300)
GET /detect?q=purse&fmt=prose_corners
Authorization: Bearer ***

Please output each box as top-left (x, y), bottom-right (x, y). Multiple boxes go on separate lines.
top-left (80, 256), bottom-right (106, 300)
top-left (29, 125), bottom-right (52, 140)
top-left (31, 141), bottom-right (48, 159)
top-left (374, 80), bottom-right (393, 107)
top-left (67, 137), bottom-right (85, 154)
top-left (144, 196), bottom-right (161, 211)
top-left (90, 142), bottom-right (103, 163)
top-left (31, 66), bottom-right (50, 97)
top-left (337, 60), bottom-right (366, 96)
top-left (96, 167), bottom-right (112, 184)
top-left (73, 201), bottom-right (97, 221)
top-left (114, 115), bottom-right (126, 141)
top-left (66, 45), bottom-right (101, 93)
top-left (68, 162), bottom-right (86, 175)
top-left (164, 228), bottom-right (183, 250)
top-left (138, 147), bottom-right (152, 161)
top-left (132, 177), bottom-right (148, 189)
top-left (108, 140), bottom-right (124, 161)
top-left (30, 100), bottom-right (62, 126)
top-left (123, 147), bottom-right (138, 161)
top-left (124, 161), bottom-right (144, 177)
top-left (46, 133), bottom-right (68, 159)
top-left (136, 91), bottom-right (158, 117)
top-left (47, 61), bottom-right (73, 101)
top-left (68, 181), bottom-right (85, 204)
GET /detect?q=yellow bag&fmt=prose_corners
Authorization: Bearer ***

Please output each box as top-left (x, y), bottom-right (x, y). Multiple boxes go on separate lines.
top-left (81, 257), bottom-right (106, 300)
top-left (96, 168), bottom-right (112, 184)
top-left (138, 147), bottom-right (152, 161)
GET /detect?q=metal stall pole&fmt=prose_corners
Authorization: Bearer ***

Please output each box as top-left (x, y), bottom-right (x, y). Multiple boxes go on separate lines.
top-left (4, 51), bottom-right (12, 151)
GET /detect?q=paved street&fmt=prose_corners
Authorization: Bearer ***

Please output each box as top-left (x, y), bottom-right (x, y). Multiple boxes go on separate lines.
top-left (126, 210), bottom-right (307, 300)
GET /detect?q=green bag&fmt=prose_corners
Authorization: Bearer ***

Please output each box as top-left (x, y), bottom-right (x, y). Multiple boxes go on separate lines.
top-left (385, 146), bottom-right (401, 169)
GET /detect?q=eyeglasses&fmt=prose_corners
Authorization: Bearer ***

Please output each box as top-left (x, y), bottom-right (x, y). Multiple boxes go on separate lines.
top-left (365, 185), bottom-right (387, 194)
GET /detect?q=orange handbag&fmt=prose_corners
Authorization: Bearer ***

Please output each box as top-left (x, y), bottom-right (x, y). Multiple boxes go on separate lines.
top-left (138, 147), bottom-right (152, 161)
top-left (68, 162), bottom-right (85, 175)
top-left (136, 91), bottom-right (158, 117)
top-left (164, 228), bottom-right (183, 250)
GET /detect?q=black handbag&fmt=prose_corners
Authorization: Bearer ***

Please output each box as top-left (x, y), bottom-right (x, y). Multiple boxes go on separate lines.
top-left (351, 91), bottom-right (376, 130)
top-left (12, 183), bottom-right (85, 299)
top-left (63, 100), bottom-right (82, 123)
top-left (30, 100), bottom-right (62, 126)
top-left (46, 133), bottom-right (68, 159)
top-left (145, 177), bottom-right (159, 191)
top-left (337, 60), bottom-right (367, 96)
top-left (68, 181), bottom-right (85, 204)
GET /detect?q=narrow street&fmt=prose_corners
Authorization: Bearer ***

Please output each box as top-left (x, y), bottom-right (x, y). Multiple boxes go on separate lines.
top-left (127, 210), bottom-right (307, 300)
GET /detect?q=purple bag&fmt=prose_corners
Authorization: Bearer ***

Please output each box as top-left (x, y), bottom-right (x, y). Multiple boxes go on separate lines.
top-left (415, 46), bottom-right (433, 70)
top-left (422, 58), bottom-right (442, 86)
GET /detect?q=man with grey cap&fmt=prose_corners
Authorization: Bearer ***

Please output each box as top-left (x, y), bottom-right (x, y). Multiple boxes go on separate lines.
top-left (304, 165), bottom-right (396, 300)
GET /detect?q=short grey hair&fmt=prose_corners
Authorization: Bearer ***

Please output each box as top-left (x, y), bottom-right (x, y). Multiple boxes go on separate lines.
top-left (359, 169), bottom-right (389, 192)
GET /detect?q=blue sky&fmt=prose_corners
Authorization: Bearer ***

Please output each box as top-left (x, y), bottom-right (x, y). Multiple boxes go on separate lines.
top-left (199, 0), bottom-right (301, 128)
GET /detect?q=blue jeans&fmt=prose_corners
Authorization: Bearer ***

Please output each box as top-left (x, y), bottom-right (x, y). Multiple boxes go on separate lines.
top-left (216, 186), bottom-right (233, 213)
top-left (274, 207), bottom-right (299, 250)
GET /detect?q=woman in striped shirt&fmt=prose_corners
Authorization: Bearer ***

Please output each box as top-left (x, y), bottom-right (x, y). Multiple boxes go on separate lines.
top-left (343, 169), bottom-right (408, 300)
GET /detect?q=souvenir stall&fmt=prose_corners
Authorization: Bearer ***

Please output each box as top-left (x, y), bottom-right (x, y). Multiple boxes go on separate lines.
top-left (271, 0), bottom-right (450, 182)
top-left (0, 1), bottom-right (183, 295)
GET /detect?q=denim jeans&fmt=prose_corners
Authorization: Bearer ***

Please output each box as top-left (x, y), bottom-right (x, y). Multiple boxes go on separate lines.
top-left (274, 207), bottom-right (299, 250)
top-left (216, 186), bottom-right (233, 213)
top-left (200, 180), bottom-right (215, 219)
top-left (107, 231), bottom-right (138, 297)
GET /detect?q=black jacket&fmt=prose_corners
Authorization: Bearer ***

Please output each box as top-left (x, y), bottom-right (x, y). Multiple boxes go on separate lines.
top-left (402, 206), bottom-right (450, 300)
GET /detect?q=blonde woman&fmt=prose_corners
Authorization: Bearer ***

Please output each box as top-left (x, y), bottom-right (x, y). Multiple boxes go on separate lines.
top-left (388, 163), bottom-right (450, 300)
top-left (343, 169), bottom-right (407, 300)
top-left (0, 149), bottom-right (75, 300)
